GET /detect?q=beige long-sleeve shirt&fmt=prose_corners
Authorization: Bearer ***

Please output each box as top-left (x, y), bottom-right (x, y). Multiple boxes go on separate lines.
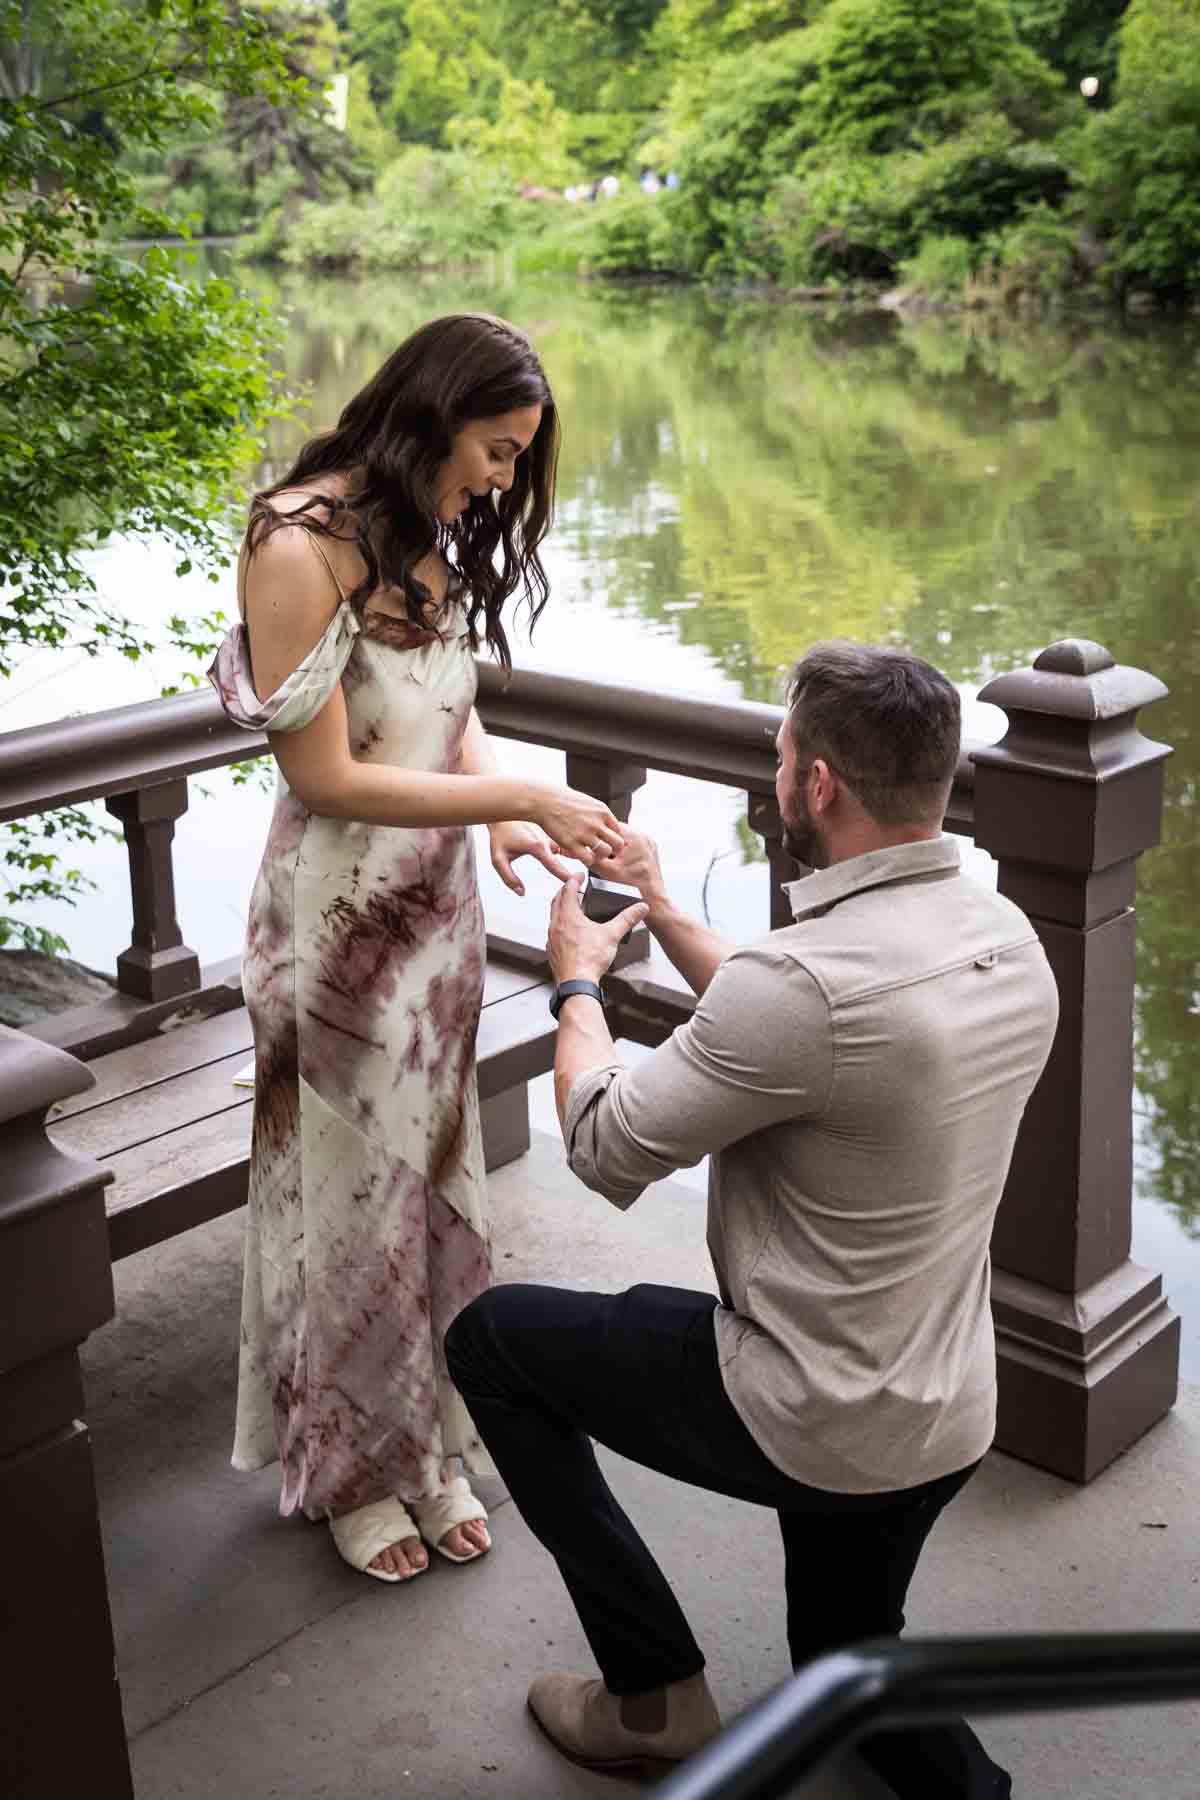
top-left (564, 836), bottom-right (1059, 1494)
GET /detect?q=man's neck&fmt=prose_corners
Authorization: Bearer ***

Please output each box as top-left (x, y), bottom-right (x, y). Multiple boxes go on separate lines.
top-left (822, 820), bottom-right (942, 867)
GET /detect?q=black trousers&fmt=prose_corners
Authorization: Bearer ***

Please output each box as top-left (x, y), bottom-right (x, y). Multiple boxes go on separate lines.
top-left (445, 1282), bottom-right (1011, 1799)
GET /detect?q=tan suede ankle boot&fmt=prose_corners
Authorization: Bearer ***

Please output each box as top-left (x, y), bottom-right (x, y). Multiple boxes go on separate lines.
top-left (526, 1668), bottom-right (721, 1772)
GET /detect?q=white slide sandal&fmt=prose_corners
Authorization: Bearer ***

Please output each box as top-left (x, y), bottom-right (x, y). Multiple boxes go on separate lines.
top-left (410, 1476), bottom-right (490, 1564)
top-left (329, 1497), bottom-right (425, 1582)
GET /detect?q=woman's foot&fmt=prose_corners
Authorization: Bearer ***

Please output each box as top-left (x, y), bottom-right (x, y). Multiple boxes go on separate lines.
top-left (329, 1497), bottom-right (428, 1583)
top-left (437, 1517), bottom-right (491, 1560)
top-left (368, 1533), bottom-right (428, 1580)
top-left (410, 1474), bottom-right (491, 1563)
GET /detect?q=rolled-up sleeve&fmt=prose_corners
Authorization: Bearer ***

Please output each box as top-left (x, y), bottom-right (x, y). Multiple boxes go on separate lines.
top-left (563, 947), bottom-right (833, 1208)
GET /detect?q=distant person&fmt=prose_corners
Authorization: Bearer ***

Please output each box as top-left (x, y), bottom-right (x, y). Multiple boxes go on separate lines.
top-left (600, 173), bottom-right (620, 198)
top-left (206, 315), bottom-right (624, 1586)
top-left (664, 168), bottom-right (679, 190)
top-left (448, 642), bottom-right (1058, 1795)
top-left (639, 168), bottom-right (661, 195)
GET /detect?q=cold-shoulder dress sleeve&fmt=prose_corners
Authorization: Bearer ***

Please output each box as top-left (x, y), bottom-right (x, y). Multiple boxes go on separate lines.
top-left (206, 601), bottom-right (361, 733)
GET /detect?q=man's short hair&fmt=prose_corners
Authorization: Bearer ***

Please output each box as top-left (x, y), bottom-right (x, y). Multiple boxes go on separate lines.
top-left (785, 641), bottom-right (961, 826)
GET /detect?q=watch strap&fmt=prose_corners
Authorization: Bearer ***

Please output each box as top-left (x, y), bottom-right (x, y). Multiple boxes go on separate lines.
top-left (549, 978), bottom-right (606, 1021)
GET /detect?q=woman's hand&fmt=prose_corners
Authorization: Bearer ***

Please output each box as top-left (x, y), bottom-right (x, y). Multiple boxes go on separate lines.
top-left (530, 784), bottom-right (626, 867)
top-left (601, 830), bottom-right (668, 908)
top-left (488, 821), bottom-right (572, 897)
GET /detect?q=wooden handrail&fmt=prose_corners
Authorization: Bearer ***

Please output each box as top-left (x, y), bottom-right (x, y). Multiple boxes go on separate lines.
top-left (0, 662), bottom-right (976, 833)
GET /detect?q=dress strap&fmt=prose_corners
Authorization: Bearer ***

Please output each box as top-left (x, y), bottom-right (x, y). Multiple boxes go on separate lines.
top-left (303, 529), bottom-right (350, 604)
top-left (237, 505), bottom-right (351, 620)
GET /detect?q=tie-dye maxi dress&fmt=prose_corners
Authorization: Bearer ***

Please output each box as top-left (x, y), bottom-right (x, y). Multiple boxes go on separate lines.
top-left (207, 587), bottom-right (493, 1520)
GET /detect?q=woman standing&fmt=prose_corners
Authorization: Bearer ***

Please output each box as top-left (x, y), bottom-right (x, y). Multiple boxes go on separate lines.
top-left (208, 314), bottom-right (623, 1582)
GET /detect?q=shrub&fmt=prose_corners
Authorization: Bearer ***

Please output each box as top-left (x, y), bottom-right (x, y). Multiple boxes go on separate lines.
top-left (514, 193), bottom-right (682, 278)
top-left (765, 115), bottom-right (1071, 284)
top-left (246, 148), bottom-right (518, 270)
top-left (983, 204), bottom-right (1082, 300)
top-left (897, 233), bottom-right (977, 299)
top-left (890, 115), bottom-right (1071, 243)
top-left (765, 158), bottom-right (902, 284)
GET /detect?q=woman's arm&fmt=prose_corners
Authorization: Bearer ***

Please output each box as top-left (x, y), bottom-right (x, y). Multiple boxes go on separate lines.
top-left (460, 707), bottom-right (573, 892)
top-left (459, 707), bottom-right (501, 777)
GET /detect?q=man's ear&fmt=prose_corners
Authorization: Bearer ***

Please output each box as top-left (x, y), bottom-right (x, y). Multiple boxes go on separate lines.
top-left (810, 757), bottom-right (837, 813)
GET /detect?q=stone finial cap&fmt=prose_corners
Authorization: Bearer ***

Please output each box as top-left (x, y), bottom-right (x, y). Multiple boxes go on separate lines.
top-left (0, 1023), bottom-right (93, 1129)
top-left (980, 639), bottom-right (1168, 722)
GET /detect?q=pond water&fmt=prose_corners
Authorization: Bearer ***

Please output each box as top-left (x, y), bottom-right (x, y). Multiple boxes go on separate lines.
top-left (4, 260), bottom-right (1197, 1366)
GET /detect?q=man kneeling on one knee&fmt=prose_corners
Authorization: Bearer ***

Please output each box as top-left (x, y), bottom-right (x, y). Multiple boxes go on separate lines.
top-left (446, 641), bottom-right (1059, 1798)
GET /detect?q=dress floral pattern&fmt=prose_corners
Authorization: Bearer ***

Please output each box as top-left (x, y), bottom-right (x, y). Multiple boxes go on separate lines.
top-left (208, 583), bottom-right (492, 1519)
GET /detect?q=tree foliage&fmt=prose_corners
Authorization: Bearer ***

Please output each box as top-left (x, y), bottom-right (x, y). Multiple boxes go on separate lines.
top-left (0, 0), bottom-right (305, 948)
top-left (1009, 0), bottom-right (1127, 90)
top-left (1070, 0), bottom-right (1200, 291)
top-left (809, 0), bottom-right (1034, 150)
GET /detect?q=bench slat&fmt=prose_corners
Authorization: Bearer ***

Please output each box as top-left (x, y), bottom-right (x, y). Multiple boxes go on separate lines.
top-left (48, 1051), bottom-right (253, 1161)
top-left (51, 1009), bottom-right (255, 1121)
top-left (480, 962), bottom-right (547, 1005)
top-left (43, 964), bottom-right (558, 1261)
top-left (51, 961), bottom-right (546, 1126)
top-left (104, 1108), bottom-right (253, 1259)
top-left (476, 983), bottom-right (557, 1099)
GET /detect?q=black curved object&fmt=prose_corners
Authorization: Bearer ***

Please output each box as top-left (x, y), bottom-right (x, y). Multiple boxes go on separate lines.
top-left (655, 1634), bottom-right (1200, 1800)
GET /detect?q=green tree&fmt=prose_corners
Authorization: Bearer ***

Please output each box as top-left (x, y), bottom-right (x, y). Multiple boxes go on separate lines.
top-left (659, 25), bottom-right (829, 274)
top-left (808, 0), bottom-right (1059, 151)
top-left (346, 0), bottom-right (412, 113)
top-left (447, 76), bottom-right (574, 188)
top-left (1073, 0), bottom-right (1200, 291)
top-left (0, 0), bottom-right (304, 951)
top-left (133, 5), bottom-right (370, 235)
top-left (1010, 0), bottom-right (1127, 89)
top-left (380, 0), bottom-right (504, 143)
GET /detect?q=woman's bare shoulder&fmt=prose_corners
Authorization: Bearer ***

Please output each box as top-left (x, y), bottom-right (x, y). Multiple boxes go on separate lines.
top-left (240, 519), bottom-right (346, 640)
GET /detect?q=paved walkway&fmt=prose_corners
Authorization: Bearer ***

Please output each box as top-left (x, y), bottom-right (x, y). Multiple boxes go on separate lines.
top-left (83, 1127), bottom-right (1200, 1800)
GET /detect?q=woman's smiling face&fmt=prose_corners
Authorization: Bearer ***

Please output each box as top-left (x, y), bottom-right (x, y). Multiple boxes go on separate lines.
top-left (434, 403), bottom-right (544, 524)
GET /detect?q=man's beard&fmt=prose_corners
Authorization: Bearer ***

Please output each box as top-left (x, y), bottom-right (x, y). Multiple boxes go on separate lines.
top-left (780, 795), bottom-right (828, 869)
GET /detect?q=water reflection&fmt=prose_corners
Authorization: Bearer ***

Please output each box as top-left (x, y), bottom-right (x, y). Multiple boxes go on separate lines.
top-left (236, 261), bottom-right (1197, 1230)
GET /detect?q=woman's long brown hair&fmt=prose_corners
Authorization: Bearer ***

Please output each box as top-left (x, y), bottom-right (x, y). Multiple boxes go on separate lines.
top-left (246, 313), bottom-right (560, 671)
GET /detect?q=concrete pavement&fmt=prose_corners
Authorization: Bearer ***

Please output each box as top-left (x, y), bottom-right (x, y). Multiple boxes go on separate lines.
top-left (81, 1123), bottom-right (1200, 1800)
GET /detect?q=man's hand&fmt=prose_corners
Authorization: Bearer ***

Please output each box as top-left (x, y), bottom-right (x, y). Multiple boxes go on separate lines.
top-left (548, 874), bottom-right (648, 984)
top-left (601, 830), bottom-right (669, 909)
top-left (489, 821), bottom-right (572, 897)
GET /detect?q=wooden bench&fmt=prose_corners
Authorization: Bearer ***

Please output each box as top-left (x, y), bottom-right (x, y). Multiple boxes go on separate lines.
top-left (46, 953), bottom-right (558, 1261)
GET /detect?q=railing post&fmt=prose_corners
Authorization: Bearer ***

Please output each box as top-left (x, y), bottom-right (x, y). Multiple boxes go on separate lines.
top-left (0, 1027), bottom-right (133, 1798)
top-left (746, 793), bottom-right (804, 930)
top-left (566, 754), bottom-right (651, 968)
top-left (106, 778), bottom-right (201, 1002)
top-left (973, 639), bottom-right (1179, 1482)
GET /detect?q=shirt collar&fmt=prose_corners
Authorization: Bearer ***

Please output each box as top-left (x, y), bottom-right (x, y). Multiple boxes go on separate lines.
top-left (782, 835), bottom-right (962, 921)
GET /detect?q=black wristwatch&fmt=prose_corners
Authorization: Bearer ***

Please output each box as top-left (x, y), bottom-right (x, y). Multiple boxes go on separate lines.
top-left (549, 978), bottom-right (606, 1021)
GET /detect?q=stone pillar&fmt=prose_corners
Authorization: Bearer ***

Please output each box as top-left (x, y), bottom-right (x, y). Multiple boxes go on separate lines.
top-left (0, 1027), bottom-right (133, 1798)
top-left (746, 792), bottom-right (804, 930)
top-left (567, 753), bottom-right (650, 969)
top-left (973, 639), bottom-right (1179, 1482)
top-left (106, 778), bottom-right (201, 1002)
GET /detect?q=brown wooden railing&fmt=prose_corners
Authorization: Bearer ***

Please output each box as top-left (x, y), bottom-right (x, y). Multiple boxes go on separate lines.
top-left (0, 636), bottom-right (1180, 1798)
